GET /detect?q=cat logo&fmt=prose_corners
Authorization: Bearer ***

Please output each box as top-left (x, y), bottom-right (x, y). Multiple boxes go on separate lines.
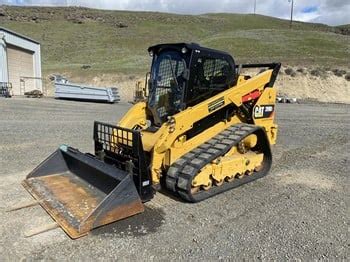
top-left (254, 105), bottom-right (274, 119)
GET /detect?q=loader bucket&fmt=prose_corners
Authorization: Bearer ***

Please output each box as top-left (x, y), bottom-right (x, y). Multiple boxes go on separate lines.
top-left (22, 145), bottom-right (144, 239)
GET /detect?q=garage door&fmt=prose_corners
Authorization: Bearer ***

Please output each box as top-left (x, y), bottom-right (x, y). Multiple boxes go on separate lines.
top-left (7, 45), bottom-right (34, 95)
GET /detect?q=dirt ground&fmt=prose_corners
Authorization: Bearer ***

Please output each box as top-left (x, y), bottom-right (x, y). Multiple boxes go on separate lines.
top-left (0, 98), bottom-right (349, 260)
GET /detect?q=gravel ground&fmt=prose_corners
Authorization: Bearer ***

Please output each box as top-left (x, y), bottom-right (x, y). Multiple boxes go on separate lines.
top-left (0, 98), bottom-right (349, 260)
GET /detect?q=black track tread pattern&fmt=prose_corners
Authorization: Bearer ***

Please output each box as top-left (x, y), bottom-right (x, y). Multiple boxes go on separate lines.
top-left (165, 123), bottom-right (272, 202)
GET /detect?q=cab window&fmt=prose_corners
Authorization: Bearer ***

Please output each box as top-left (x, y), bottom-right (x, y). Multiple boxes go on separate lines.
top-left (187, 56), bottom-right (233, 106)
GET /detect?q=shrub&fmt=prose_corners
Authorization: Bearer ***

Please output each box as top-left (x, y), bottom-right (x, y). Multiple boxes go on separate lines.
top-left (332, 69), bottom-right (346, 77)
top-left (284, 68), bottom-right (295, 76)
top-left (296, 68), bottom-right (305, 73)
top-left (81, 64), bottom-right (91, 69)
top-left (310, 69), bottom-right (321, 77)
top-left (345, 73), bottom-right (350, 81)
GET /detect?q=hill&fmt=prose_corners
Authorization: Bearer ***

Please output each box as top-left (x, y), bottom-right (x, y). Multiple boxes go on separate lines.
top-left (0, 6), bottom-right (349, 103)
top-left (0, 5), bottom-right (349, 77)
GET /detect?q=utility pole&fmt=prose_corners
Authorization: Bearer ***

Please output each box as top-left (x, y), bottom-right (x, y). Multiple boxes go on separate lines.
top-left (254, 0), bottom-right (257, 15)
top-left (289, 0), bottom-right (294, 28)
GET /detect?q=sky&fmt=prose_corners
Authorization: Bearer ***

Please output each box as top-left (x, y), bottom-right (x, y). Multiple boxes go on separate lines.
top-left (1, 0), bottom-right (350, 26)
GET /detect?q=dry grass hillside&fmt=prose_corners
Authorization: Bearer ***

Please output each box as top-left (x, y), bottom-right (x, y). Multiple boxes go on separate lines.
top-left (0, 5), bottom-right (349, 103)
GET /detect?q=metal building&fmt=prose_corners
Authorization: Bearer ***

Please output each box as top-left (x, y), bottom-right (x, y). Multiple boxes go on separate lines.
top-left (0, 27), bottom-right (42, 95)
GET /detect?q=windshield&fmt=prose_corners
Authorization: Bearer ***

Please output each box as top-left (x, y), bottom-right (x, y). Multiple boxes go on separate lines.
top-left (148, 50), bottom-right (189, 126)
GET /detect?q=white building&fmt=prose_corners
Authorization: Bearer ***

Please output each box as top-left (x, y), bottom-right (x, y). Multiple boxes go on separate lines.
top-left (0, 27), bottom-right (42, 95)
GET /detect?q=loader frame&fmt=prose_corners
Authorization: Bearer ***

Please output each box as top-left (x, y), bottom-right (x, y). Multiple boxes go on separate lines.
top-left (93, 121), bottom-right (154, 202)
top-left (236, 63), bottom-right (281, 87)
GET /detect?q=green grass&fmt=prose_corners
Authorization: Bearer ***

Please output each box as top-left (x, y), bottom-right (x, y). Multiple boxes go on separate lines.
top-left (1, 6), bottom-right (349, 77)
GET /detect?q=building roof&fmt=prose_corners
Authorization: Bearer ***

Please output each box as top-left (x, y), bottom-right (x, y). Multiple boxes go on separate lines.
top-left (0, 27), bottom-right (40, 45)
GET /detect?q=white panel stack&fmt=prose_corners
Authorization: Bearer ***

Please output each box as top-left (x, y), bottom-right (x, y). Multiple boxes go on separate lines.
top-left (54, 76), bottom-right (120, 103)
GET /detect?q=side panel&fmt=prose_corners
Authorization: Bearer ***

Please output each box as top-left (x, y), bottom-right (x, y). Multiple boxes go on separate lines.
top-left (252, 88), bottom-right (278, 144)
top-left (118, 102), bottom-right (148, 128)
top-left (168, 115), bottom-right (242, 165)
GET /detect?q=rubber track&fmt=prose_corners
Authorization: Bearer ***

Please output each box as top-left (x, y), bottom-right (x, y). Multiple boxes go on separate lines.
top-left (165, 123), bottom-right (272, 202)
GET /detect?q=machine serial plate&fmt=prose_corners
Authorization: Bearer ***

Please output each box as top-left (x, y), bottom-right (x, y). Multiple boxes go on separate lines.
top-left (208, 97), bottom-right (225, 112)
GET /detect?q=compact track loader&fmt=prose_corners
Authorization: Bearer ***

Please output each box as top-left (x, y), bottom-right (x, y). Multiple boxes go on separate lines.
top-left (22, 43), bottom-right (280, 238)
